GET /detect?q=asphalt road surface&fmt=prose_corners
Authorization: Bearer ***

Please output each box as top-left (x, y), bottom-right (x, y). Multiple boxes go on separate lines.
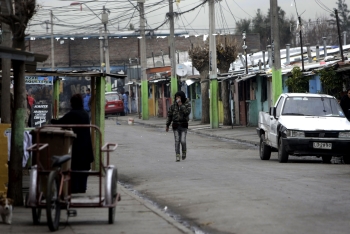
top-left (105, 120), bottom-right (350, 234)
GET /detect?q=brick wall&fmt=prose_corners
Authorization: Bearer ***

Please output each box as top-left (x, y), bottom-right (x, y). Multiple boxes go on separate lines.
top-left (27, 33), bottom-right (260, 69)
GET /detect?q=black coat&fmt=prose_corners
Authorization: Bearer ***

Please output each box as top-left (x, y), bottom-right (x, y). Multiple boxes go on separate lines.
top-left (51, 108), bottom-right (94, 171)
top-left (340, 95), bottom-right (350, 119)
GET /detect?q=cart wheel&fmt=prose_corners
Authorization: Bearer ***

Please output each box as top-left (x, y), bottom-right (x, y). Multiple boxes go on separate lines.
top-left (32, 208), bottom-right (42, 225)
top-left (108, 168), bottom-right (118, 224)
top-left (46, 170), bottom-right (61, 231)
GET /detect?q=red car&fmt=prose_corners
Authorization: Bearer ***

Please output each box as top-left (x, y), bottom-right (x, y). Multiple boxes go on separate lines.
top-left (105, 92), bottom-right (124, 115)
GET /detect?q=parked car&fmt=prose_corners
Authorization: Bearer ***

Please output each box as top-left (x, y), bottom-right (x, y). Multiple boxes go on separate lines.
top-left (105, 92), bottom-right (124, 115)
top-left (256, 93), bottom-right (350, 164)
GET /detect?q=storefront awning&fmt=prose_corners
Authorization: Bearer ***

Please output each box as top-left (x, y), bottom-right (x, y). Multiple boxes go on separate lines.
top-left (236, 74), bottom-right (257, 83)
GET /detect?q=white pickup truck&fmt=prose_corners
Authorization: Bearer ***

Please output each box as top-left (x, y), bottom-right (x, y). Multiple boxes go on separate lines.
top-left (257, 93), bottom-right (350, 163)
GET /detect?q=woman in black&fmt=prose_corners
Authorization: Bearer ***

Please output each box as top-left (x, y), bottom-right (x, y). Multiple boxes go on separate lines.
top-left (340, 88), bottom-right (350, 120)
top-left (51, 94), bottom-right (94, 193)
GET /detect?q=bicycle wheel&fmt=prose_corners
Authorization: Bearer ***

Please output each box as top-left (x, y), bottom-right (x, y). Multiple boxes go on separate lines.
top-left (46, 170), bottom-right (61, 231)
top-left (108, 168), bottom-right (118, 224)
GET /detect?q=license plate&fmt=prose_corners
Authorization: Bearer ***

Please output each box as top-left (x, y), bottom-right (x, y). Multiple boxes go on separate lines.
top-left (313, 142), bottom-right (332, 149)
top-left (108, 105), bottom-right (115, 107)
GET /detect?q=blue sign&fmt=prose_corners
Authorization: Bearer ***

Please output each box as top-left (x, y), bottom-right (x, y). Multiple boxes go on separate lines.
top-left (25, 76), bottom-right (53, 85)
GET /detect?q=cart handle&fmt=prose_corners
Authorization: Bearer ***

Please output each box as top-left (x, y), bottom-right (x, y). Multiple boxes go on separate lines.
top-left (101, 143), bottom-right (118, 152)
top-left (27, 143), bottom-right (49, 151)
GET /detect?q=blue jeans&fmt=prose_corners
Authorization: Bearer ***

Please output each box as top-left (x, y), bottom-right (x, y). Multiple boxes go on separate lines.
top-left (173, 126), bottom-right (187, 155)
top-left (124, 103), bottom-right (129, 115)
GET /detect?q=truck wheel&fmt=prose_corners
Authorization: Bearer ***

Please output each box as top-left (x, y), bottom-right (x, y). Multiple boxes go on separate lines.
top-left (259, 134), bottom-right (271, 160)
top-left (322, 156), bottom-right (332, 164)
top-left (278, 137), bottom-right (289, 163)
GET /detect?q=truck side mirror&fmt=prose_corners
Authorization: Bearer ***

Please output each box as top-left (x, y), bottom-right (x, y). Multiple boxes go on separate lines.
top-left (270, 107), bottom-right (277, 119)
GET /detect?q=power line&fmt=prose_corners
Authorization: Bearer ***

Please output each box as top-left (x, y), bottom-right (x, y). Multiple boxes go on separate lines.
top-left (218, 1), bottom-right (229, 34)
top-left (224, 0), bottom-right (237, 24)
top-left (176, 4), bottom-right (202, 35)
top-left (231, 0), bottom-right (253, 18)
top-left (314, 0), bottom-right (333, 14)
top-left (150, 0), bottom-right (207, 31)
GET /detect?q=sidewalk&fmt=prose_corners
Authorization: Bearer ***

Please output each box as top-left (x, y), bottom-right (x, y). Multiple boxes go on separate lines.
top-left (0, 176), bottom-right (192, 234)
top-left (110, 114), bottom-right (259, 146)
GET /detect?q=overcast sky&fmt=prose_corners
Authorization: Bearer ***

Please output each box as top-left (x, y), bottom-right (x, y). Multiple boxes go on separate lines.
top-left (28, 0), bottom-right (337, 36)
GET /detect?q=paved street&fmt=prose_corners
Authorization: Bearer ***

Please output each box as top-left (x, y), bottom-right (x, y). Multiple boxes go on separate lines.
top-left (1, 117), bottom-right (350, 234)
top-left (105, 117), bottom-right (350, 234)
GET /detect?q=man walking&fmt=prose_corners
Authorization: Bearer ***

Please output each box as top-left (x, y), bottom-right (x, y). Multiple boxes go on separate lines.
top-left (166, 91), bottom-right (191, 162)
top-left (83, 88), bottom-right (91, 119)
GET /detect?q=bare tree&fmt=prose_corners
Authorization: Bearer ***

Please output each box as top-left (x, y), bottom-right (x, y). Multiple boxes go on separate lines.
top-left (0, 0), bottom-right (37, 205)
top-left (189, 44), bottom-right (210, 124)
top-left (303, 16), bottom-right (338, 46)
top-left (216, 36), bottom-right (238, 126)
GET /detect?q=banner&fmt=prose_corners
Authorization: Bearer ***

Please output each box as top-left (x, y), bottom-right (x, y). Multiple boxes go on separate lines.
top-left (25, 76), bottom-right (53, 85)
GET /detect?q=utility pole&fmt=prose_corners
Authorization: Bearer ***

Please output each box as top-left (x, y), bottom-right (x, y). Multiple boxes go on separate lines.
top-left (169, 0), bottom-right (177, 102)
top-left (50, 10), bottom-right (55, 71)
top-left (99, 27), bottom-right (104, 72)
top-left (1, 2), bottom-right (11, 123)
top-left (103, 6), bottom-right (111, 91)
top-left (209, 0), bottom-right (219, 129)
top-left (139, 0), bottom-right (149, 120)
top-left (298, 17), bottom-right (305, 71)
top-left (335, 10), bottom-right (345, 62)
top-left (242, 31), bottom-right (248, 74)
top-left (270, 0), bottom-right (282, 104)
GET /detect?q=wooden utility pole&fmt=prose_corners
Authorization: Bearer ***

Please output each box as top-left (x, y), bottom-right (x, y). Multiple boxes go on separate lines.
top-left (209, 0), bottom-right (219, 129)
top-left (335, 10), bottom-right (345, 62)
top-left (270, 0), bottom-right (282, 104)
top-left (139, 0), bottom-right (149, 119)
top-left (1, 2), bottom-right (11, 123)
top-left (298, 17), bottom-right (305, 71)
top-left (50, 10), bottom-right (55, 71)
top-left (169, 0), bottom-right (177, 101)
top-left (103, 5), bottom-right (111, 91)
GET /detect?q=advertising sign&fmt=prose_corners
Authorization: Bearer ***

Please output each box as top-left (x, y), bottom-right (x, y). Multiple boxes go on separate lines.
top-left (31, 104), bottom-right (52, 127)
top-left (25, 76), bottom-right (53, 85)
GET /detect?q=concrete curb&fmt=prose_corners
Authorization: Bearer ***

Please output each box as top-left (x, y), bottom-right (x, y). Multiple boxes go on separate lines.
top-left (119, 184), bottom-right (194, 234)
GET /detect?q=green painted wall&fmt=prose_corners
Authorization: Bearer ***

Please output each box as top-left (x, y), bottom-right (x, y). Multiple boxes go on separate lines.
top-left (247, 100), bottom-right (258, 126)
top-left (248, 76), bottom-right (269, 126)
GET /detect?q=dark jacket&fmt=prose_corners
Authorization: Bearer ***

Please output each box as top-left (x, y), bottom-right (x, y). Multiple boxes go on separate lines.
top-left (166, 91), bottom-right (191, 129)
top-left (51, 108), bottom-right (94, 170)
top-left (340, 95), bottom-right (350, 119)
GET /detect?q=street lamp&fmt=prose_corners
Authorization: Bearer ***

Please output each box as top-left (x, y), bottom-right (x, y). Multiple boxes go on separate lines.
top-left (242, 31), bottom-right (248, 74)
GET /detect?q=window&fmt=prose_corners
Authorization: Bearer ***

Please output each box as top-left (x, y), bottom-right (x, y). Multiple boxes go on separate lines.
top-left (282, 97), bottom-right (345, 117)
top-left (276, 97), bottom-right (285, 117)
top-left (105, 93), bottom-right (120, 101)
